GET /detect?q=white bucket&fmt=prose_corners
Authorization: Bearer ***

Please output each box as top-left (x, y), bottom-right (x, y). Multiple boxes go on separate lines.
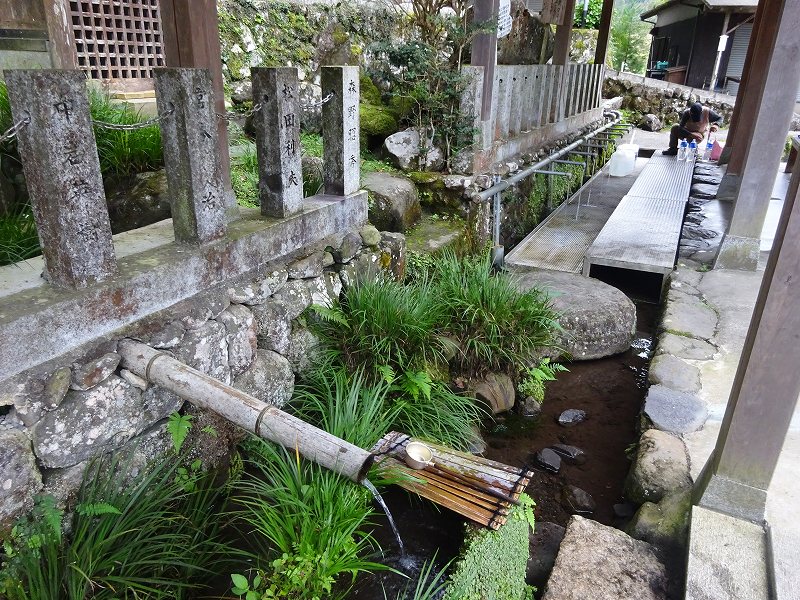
top-left (608, 143), bottom-right (639, 177)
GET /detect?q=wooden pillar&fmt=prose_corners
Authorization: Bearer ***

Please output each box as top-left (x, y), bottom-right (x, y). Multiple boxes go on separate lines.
top-left (696, 149), bottom-right (800, 523)
top-left (553, 0), bottom-right (577, 66)
top-left (471, 0), bottom-right (499, 120)
top-left (594, 0), bottom-right (615, 66)
top-left (715, 0), bottom-right (800, 270)
top-left (159, 0), bottom-right (237, 220)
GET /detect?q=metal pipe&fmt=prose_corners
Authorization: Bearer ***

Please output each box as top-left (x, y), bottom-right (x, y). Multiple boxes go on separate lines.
top-left (478, 115), bottom-right (621, 201)
top-left (118, 339), bottom-right (375, 482)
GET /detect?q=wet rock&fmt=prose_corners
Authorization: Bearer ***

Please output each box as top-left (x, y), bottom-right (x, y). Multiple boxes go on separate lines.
top-left (519, 396), bottom-right (542, 419)
top-left (644, 384), bottom-right (708, 434)
top-left (662, 297), bottom-right (717, 340)
top-left (627, 489), bottom-right (692, 557)
top-left (656, 332), bottom-right (716, 360)
top-left (70, 353), bottom-right (121, 391)
top-left (549, 443), bottom-right (587, 465)
top-left (33, 375), bottom-right (144, 468)
top-left (0, 429), bottom-right (43, 533)
top-left (682, 226), bottom-right (718, 241)
top-left (233, 349), bottom-right (294, 408)
top-left (614, 502), bottom-right (637, 519)
top-left (272, 280), bottom-right (313, 320)
top-left (513, 271), bottom-right (636, 361)
top-left (625, 429), bottom-right (691, 505)
top-left (690, 183), bottom-right (719, 199)
top-left (43, 367), bottom-right (72, 409)
top-left (334, 231), bottom-right (363, 263)
top-left (474, 373), bottom-right (516, 414)
top-left (648, 354), bottom-right (701, 394)
top-left (693, 163), bottom-right (724, 181)
top-left (252, 299), bottom-right (292, 355)
top-left (561, 485), bottom-right (596, 515)
top-left (359, 224), bottom-right (382, 247)
top-left (558, 409), bottom-right (587, 427)
top-left (692, 172), bottom-right (723, 186)
top-left (527, 521), bottom-right (566, 588)
top-left (288, 252), bottom-right (325, 279)
top-left (638, 113), bottom-right (663, 132)
top-left (535, 448), bottom-right (562, 473)
top-left (542, 516), bottom-right (669, 600)
top-left (119, 368), bottom-right (148, 391)
top-left (149, 321), bottom-right (186, 349)
top-left (363, 171), bottom-right (422, 233)
top-left (173, 321), bottom-right (230, 384)
top-left (218, 304), bottom-right (258, 377)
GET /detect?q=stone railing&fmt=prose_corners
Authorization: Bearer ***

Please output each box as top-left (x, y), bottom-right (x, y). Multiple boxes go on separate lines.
top-left (0, 65), bottom-right (392, 531)
top-left (462, 63), bottom-right (605, 172)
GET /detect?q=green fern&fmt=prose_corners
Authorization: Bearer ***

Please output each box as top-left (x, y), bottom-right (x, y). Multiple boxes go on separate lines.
top-left (167, 412), bottom-right (193, 454)
top-left (308, 303), bottom-right (349, 327)
top-left (75, 502), bottom-right (121, 517)
top-left (397, 370), bottom-right (433, 402)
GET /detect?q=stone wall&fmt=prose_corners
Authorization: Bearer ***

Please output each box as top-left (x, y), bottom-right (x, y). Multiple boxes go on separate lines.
top-left (603, 70), bottom-right (736, 127)
top-left (0, 224), bottom-right (405, 533)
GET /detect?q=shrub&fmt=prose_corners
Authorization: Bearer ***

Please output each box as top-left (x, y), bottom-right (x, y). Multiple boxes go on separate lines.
top-left (429, 251), bottom-right (559, 374)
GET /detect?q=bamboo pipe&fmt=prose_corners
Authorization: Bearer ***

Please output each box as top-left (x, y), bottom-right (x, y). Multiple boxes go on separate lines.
top-left (118, 339), bottom-right (374, 482)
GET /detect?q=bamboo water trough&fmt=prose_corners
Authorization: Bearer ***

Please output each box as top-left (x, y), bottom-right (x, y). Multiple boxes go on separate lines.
top-left (371, 432), bottom-right (534, 530)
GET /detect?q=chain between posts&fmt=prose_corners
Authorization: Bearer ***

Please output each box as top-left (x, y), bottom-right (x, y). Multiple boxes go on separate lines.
top-left (92, 106), bottom-right (176, 130)
top-left (216, 102), bottom-right (263, 121)
top-left (0, 115), bottom-right (31, 144)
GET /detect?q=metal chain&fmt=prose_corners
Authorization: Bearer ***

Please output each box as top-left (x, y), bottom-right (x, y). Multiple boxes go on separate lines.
top-left (302, 92), bottom-right (334, 110)
top-left (92, 107), bottom-right (175, 130)
top-left (216, 102), bottom-right (263, 121)
top-left (0, 116), bottom-right (31, 144)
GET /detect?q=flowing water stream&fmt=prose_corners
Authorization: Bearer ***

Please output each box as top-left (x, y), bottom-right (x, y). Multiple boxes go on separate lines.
top-left (362, 479), bottom-right (406, 557)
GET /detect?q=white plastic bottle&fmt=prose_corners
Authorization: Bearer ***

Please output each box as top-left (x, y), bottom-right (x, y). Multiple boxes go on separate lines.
top-left (703, 140), bottom-right (714, 161)
top-left (678, 139), bottom-right (688, 161)
top-left (688, 140), bottom-right (697, 161)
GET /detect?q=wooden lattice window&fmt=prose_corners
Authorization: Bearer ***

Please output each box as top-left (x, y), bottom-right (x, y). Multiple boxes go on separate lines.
top-left (69, 0), bottom-right (165, 80)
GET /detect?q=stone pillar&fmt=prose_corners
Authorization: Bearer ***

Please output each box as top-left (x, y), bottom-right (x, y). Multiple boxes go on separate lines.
top-left (471, 0), bottom-right (499, 121)
top-left (153, 68), bottom-right (227, 244)
top-left (594, 0), bottom-right (615, 66)
top-left (251, 67), bottom-right (303, 217)
top-left (5, 69), bottom-right (116, 288)
top-left (696, 156), bottom-right (800, 523)
top-left (715, 0), bottom-right (800, 270)
top-left (553, 0), bottom-right (577, 66)
top-left (159, 0), bottom-right (236, 220)
top-left (322, 66), bottom-right (360, 197)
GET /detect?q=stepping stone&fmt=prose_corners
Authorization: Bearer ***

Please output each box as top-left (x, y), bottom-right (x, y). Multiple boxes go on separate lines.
top-left (692, 172), bottom-right (722, 186)
top-left (690, 183), bottom-right (719, 199)
top-left (558, 409), bottom-right (587, 427)
top-left (549, 443), bottom-right (587, 465)
top-left (656, 332), bottom-right (716, 361)
top-left (644, 384), bottom-right (709, 434)
top-left (561, 485), bottom-right (596, 515)
top-left (648, 354), bottom-right (702, 394)
top-left (535, 448), bottom-right (562, 473)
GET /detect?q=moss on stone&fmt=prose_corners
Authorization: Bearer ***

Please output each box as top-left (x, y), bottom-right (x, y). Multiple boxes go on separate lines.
top-left (360, 104), bottom-right (398, 137)
top-left (360, 73), bottom-right (383, 106)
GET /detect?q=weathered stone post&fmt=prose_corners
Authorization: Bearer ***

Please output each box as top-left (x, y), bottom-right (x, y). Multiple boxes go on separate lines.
top-left (321, 66), bottom-right (360, 196)
top-left (5, 70), bottom-right (117, 288)
top-left (251, 67), bottom-right (303, 217)
top-left (153, 68), bottom-right (226, 244)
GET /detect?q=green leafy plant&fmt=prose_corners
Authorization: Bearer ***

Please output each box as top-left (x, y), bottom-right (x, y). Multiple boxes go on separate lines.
top-left (518, 358), bottom-right (569, 403)
top-left (167, 411), bottom-right (194, 453)
top-left (394, 553), bottom-right (453, 600)
top-left (610, 0), bottom-right (651, 73)
top-left (574, 0), bottom-right (603, 29)
top-left (0, 203), bottom-right (40, 267)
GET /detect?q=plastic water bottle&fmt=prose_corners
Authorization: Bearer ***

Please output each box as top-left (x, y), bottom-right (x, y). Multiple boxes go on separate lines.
top-left (678, 139), bottom-right (688, 161)
top-left (688, 140), bottom-right (697, 161)
top-left (703, 140), bottom-right (714, 161)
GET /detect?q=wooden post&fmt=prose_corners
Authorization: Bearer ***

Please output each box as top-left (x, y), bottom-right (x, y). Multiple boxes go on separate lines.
top-left (553, 0), bottom-right (577, 66)
top-left (696, 148), bottom-right (800, 523)
top-left (5, 69), bottom-right (117, 288)
top-left (594, 0), bottom-right (615, 66)
top-left (715, 0), bottom-right (800, 270)
top-left (159, 0), bottom-right (237, 220)
top-left (119, 340), bottom-right (375, 482)
top-left (471, 0), bottom-right (499, 121)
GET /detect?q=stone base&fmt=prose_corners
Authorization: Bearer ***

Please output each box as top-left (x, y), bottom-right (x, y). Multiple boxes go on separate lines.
top-left (716, 172), bottom-right (740, 202)
top-left (696, 471), bottom-right (768, 524)
top-left (714, 234), bottom-right (761, 270)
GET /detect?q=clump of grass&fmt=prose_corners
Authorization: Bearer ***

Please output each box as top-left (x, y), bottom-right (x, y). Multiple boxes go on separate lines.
top-left (0, 204), bottom-right (40, 266)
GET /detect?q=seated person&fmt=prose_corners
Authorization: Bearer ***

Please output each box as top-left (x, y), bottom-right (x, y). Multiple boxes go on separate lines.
top-left (663, 102), bottom-right (722, 155)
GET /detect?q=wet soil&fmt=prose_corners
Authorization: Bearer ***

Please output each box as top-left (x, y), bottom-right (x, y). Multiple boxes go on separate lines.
top-left (484, 301), bottom-right (658, 527)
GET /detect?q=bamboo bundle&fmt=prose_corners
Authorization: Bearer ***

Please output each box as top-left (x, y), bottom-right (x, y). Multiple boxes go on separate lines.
top-left (371, 432), bottom-right (533, 530)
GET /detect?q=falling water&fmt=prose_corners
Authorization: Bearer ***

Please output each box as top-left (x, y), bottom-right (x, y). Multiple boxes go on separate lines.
top-left (362, 479), bottom-right (406, 557)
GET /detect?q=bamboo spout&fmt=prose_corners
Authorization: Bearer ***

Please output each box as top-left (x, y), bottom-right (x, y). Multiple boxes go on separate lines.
top-left (118, 339), bottom-right (374, 482)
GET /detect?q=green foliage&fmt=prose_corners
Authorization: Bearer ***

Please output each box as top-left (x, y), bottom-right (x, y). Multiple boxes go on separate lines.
top-left (428, 250), bottom-right (559, 374)
top-left (518, 358), bottom-right (569, 403)
top-left (574, 0), bottom-right (604, 29)
top-left (300, 132), bottom-right (324, 158)
top-left (0, 204), bottom-right (40, 267)
top-left (441, 494), bottom-right (536, 600)
top-left (360, 104), bottom-right (399, 137)
top-left (0, 449), bottom-right (226, 600)
top-left (394, 553), bottom-right (453, 600)
top-left (610, 0), bottom-right (651, 73)
top-left (167, 411), bottom-right (194, 454)
top-left (233, 438), bottom-right (386, 600)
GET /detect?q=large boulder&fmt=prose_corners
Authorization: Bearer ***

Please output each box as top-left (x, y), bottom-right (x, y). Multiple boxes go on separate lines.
top-left (383, 128), bottom-right (444, 171)
top-left (625, 429), bottom-right (692, 505)
top-left (639, 113), bottom-right (663, 132)
top-left (513, 270), bottom-right (636, 360)
top-left (542, 516), bottom-right (669, 600)
top-left (496, 0), bottom-right (554, 64)
top-left (627, 489), bottom-right (692, 557)
top-left (362, 171), bottom-right (422, 233)
top-left (0, 429), bottom-right (43, 533)
top-left (474, 372), bottom-right (515, 414)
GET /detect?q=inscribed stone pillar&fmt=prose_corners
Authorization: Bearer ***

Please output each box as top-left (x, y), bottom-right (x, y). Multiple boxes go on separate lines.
top-left (322, 66), bottom-right (360, 197)
top-left (5, 69), bottom-right (116, 288)
top-left (252, 67), bottom-right (303, 217)
top-left (153, 68), bottom-right (226, 244)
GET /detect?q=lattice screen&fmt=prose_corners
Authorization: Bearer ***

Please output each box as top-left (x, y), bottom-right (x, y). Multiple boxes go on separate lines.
top-left (69, 0), bottom-right (165, 80)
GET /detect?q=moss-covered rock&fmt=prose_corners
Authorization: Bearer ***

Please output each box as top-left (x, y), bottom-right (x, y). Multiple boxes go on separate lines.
top-left (360, 104), bottom-right (399, 138)
top-left (360, 73), bottom-right (383, 105)
top-left (626, 489), bottom-right (692, 556)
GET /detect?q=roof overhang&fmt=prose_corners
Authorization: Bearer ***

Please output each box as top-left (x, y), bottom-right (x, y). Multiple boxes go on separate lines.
top-left (641, 0), bottom-right (756, 20)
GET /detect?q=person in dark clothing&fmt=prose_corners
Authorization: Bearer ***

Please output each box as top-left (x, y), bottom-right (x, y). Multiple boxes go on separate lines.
top-left (662, 102), bottom-right (723, 155)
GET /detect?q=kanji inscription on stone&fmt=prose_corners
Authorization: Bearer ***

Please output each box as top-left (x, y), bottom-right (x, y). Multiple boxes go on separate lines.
top-left (322, 66), bottom-right (360, 196)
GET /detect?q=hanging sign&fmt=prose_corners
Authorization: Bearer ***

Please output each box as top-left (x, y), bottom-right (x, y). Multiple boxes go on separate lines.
top-left (498, 0), bottom-right (513, 38)
top-left (540, 0), bottom-right (569, 26)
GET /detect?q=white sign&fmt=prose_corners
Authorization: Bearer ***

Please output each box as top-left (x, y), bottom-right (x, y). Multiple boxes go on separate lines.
top-left (498, 0), bottom-right (513, 38)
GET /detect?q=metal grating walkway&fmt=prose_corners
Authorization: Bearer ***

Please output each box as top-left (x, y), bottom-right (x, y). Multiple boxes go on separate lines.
top-left (583, 195), bottom-right (687, 275)
top-left (627, 154), bottom-right (694, 201)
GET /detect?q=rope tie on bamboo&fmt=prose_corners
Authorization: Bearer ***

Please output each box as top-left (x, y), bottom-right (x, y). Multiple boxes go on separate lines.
top-left (254, 405), bottom-right (272, 437)
top-left (144, 351), bottom-right (169, 383)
